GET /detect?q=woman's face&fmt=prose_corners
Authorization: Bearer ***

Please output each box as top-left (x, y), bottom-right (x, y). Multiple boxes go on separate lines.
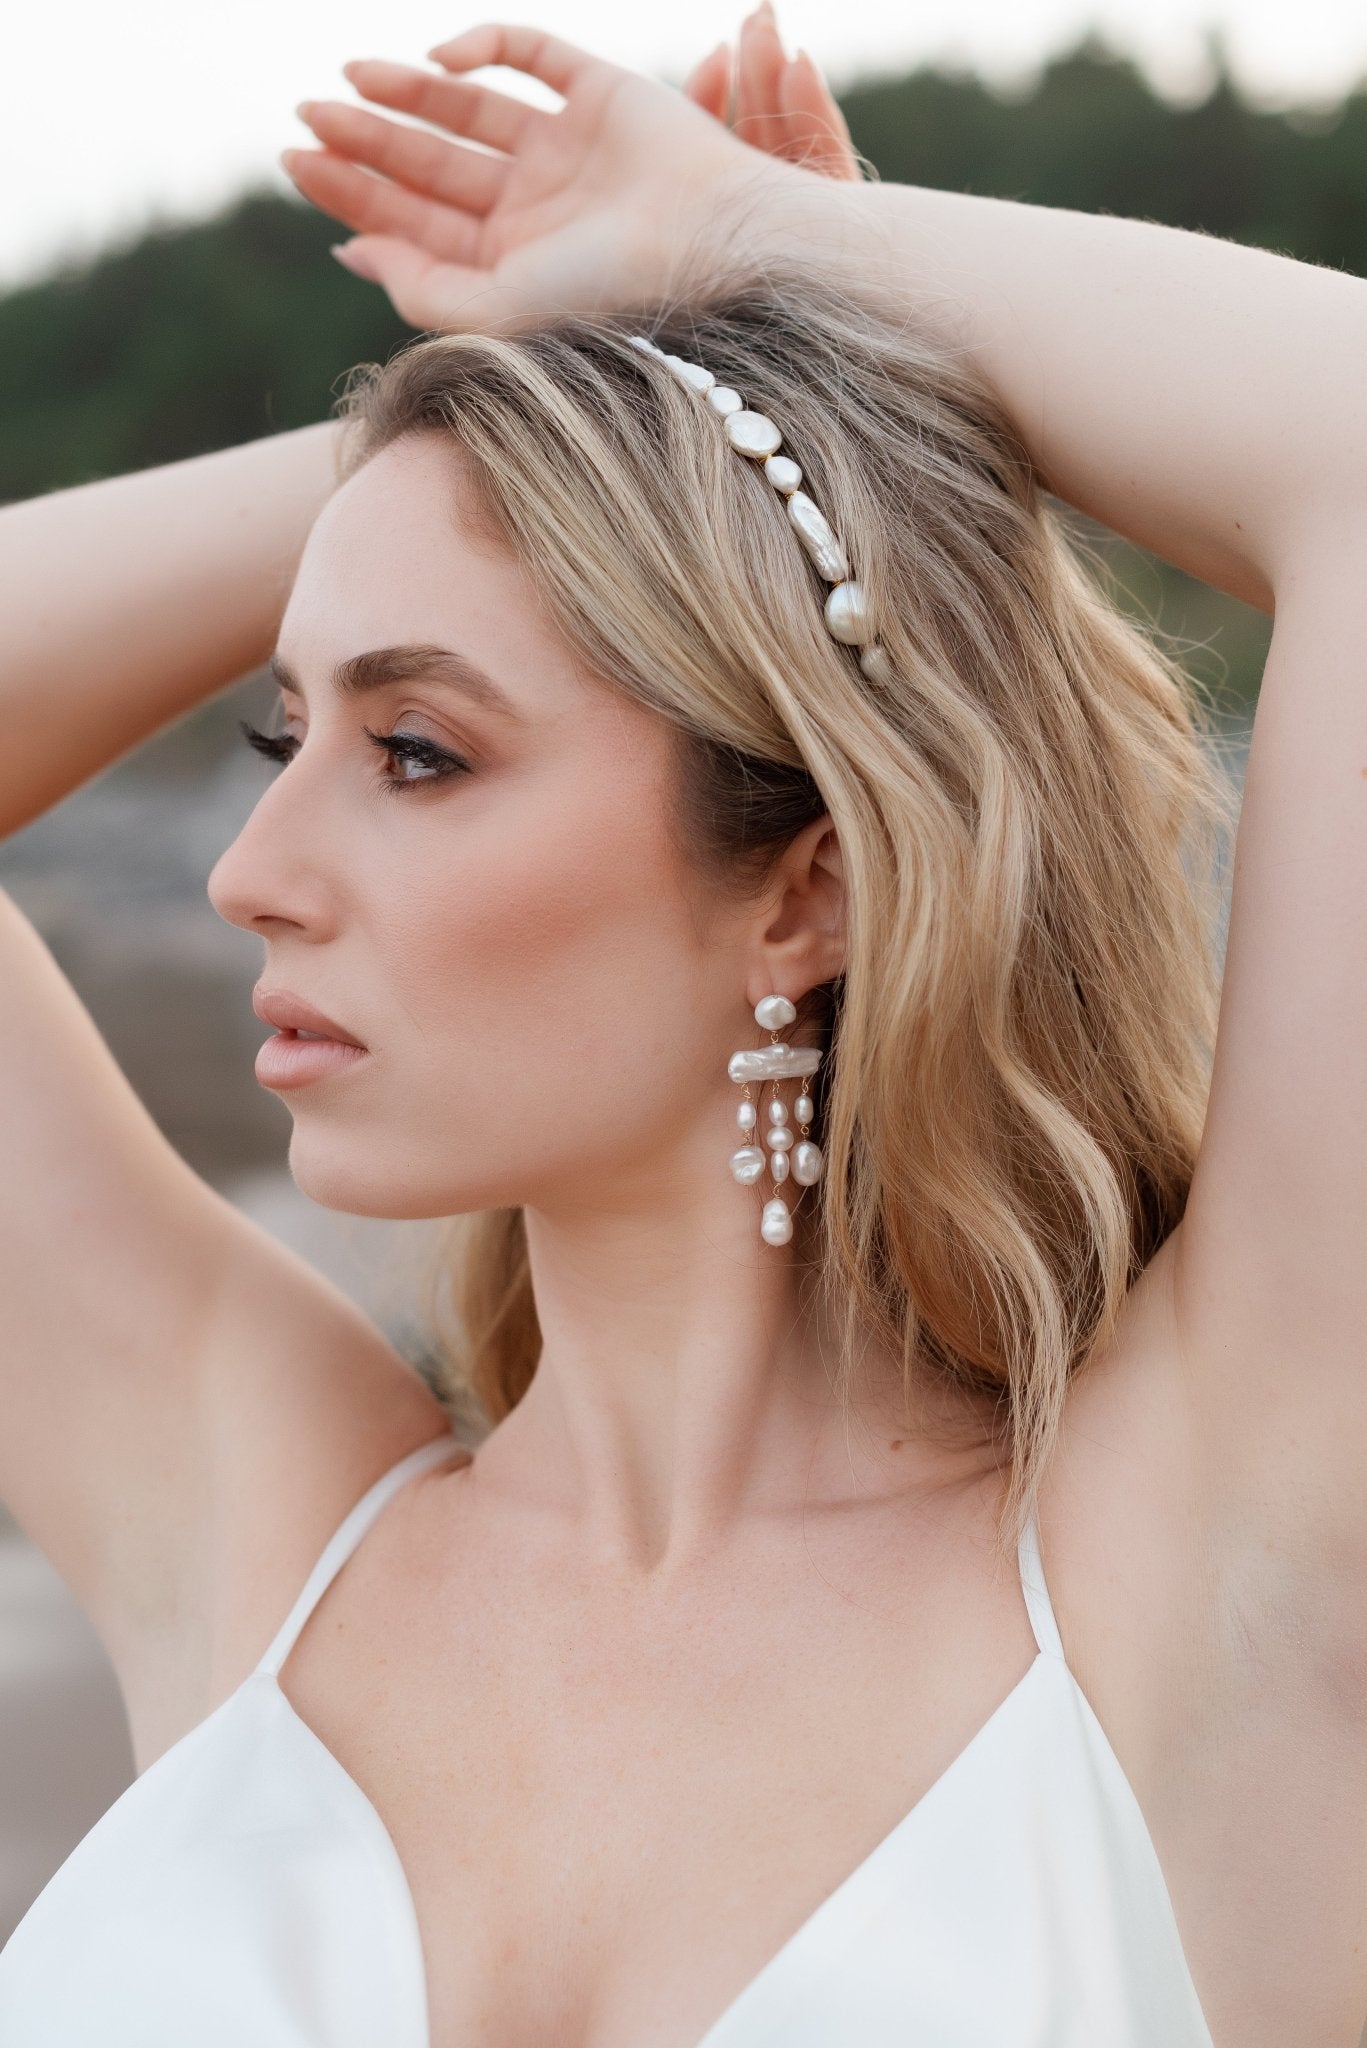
top-left (208, 432), bottom-right (753, 1221)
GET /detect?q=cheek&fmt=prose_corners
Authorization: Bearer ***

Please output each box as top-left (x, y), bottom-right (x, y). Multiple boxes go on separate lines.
top-left (363, 759), bottom-right (732, 1200)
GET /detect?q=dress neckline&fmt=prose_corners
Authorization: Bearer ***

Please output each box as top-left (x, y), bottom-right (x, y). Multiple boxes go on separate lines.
top-left (98, 1442), bottom-right (1209, 2048)
top-left (253, 1650), bottom-right (1055, 2048)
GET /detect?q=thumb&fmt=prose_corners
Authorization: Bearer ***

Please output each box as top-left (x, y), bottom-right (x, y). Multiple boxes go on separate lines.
top-left (330, 239), bottom-right (382, 283)
top-left (331, 236), bottom-right (488, 332)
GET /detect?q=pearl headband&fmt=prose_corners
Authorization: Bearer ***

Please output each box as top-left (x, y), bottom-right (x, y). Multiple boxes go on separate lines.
top-left (628, 335), bottom-right (893, 687)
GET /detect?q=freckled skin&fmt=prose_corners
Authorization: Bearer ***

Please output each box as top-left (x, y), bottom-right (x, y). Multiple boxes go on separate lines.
top-left (208, 434), bottom-right (756, 1224)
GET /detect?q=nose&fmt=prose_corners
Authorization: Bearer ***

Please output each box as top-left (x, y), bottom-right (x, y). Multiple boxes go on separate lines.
top-left (207, 766), bottom-right (338, 939)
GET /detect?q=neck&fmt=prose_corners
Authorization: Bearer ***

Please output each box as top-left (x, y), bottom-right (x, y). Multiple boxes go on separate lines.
top-left (466, 1181), bottom-right (993, 1575)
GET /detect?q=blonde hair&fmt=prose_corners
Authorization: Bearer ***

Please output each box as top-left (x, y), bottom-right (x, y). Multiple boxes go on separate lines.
top-left (334, 274), bottom-right (1233, 1550)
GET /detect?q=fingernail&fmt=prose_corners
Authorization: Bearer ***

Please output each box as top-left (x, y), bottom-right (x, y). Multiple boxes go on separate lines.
top-left (295, 100), bottom-right (316, 119)
top-left (331, 242), bottom-right (379, 282)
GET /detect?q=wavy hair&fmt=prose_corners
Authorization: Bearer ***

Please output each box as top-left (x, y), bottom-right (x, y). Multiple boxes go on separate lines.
top-left (333, 275), bottom-right (1233, 1550)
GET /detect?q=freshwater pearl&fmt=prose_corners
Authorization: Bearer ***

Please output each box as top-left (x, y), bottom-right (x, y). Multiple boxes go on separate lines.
top-left (768, 1098), bottom-right (789, 1125)
top-left (766, 1126), bottom-right (794, 1152)
top-left (824, 580), bottom-right (871, 646)
top-left (792, 1141), bottom-right (825, 1186)
top-left (787, 492), bottom-right (849, 582)
top-left (708, 385), bottom-right (744, 417)
top-left (795, 1094), bottom-right (814, 1125)
top-left (764, 454), bottom-right (802, 494)
top-left (725, 410), bottom-right (782, 459)
top-left (729, 1044), bottom-right (821, 1083)
top-left (754, 993), bottom-right (796, 1030)
top-left (761, 1198), bottom-right (793, 1246)
top-left (628, 335), bottom-right (664, 358)
top-left (661, 352), bottom-right (701, 384)
top-left (769, 1148), bottom-right (790, 1182)
top-left (737, 1099), bottom-right (758, 1132)
top-left (674, 358), bottom-right (716, 394)
top-left (860, 645), bottom-right (895, 686)
top-left (730, 1145), bottom-right (767, 1184)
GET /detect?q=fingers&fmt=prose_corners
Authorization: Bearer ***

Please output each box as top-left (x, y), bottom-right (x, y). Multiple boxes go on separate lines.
top-left (280, 147), bottom-right (483, 269)
top-left (426, 21), bottom-right (603, 98)
top-left (682, 41), bottom-right (731, 124)
top-left (734, 2), bottom-right (787, 149)
top-left (295, 97), bottom-right (507, 219)
top-left (328, 235), bottom-right (496, 333)
top-left (777, 48), bottom-right (862, 180)
top-left (729, 6), bottom-right (860, 178)
top-left (341, 56), bottom-right (543, 157)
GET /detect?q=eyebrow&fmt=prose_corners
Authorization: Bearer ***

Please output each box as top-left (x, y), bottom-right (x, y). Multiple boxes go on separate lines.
top-left (268, 643), bottom-right (522, 721)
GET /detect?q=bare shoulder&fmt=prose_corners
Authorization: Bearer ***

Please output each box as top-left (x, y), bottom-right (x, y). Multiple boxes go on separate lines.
top-left (1040, 1226), bottom-right (1367, 2036)
top-left (1039, 1234), bottom-right (1221, 1697)
top-left (0, 883), bottom-right (453, 1762)
top-left (114, 1204), bottom-right (454, 1769)
top-left (1064, 1209), bottom-right (1367, 1721)
top-left (1038, 1226), bottom-right (1320, 1728)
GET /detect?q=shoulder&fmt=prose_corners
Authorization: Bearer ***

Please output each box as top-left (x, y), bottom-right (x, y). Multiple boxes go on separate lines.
top-left (1040, 1224), bottom-right (1367, 1769)
top-left (115, 1217), bottom-right (454, 1769)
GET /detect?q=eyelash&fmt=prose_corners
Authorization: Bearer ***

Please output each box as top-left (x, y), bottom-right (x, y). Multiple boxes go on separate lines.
top-left (237, 720), bottom-right (471, 793)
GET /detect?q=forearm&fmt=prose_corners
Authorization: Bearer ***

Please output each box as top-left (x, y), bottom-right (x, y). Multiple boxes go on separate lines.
top-left (0, 419), bottom-right (344, 837)
top-left (781, 174), bottom-right (1367, 611)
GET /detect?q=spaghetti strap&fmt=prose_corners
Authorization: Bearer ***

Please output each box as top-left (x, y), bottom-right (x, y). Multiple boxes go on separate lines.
top-left (1017, 1508), bottom-right (1065, 1662)
top-left (255, 1432), bottom-right (467, 1680)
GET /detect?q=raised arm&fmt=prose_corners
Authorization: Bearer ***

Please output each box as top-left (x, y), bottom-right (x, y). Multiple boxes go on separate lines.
top-left (0, 420), bottom-right (343, 834)
top-left (286, 18), bottom-right (1367, 1564)
top-left (0, 418), bottom-right (445, 1744)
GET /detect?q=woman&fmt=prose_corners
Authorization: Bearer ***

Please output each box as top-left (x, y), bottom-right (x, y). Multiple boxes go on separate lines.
top-left (0, 9), bottom-right (1363, 2043)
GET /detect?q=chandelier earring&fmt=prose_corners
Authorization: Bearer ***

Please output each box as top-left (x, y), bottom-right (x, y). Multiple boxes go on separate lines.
top-left (728, 995), bottom-right (826, 1247)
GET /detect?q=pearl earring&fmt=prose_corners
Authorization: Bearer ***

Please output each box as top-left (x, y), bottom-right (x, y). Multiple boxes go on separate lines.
top-left (728, 994), bottom-right (825, 1246)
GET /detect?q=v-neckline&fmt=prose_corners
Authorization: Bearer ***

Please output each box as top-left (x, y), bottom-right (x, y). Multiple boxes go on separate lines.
top-left (266, 1652), bottom-right (1054, 2048)
top-left (24, 1487), bottom-right (1213, 2048)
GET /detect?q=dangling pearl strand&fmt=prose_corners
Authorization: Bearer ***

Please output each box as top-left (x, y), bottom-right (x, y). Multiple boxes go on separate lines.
top-left (727, 995), bottom-right (825, 1246)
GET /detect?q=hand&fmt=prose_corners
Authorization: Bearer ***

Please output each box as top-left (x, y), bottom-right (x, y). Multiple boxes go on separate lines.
top-left (282, 14), bottom-right (856, 333)
top-left (284, 21), bottom-right (780, 332)
top-left (681, 6), bottom-right (860, 182)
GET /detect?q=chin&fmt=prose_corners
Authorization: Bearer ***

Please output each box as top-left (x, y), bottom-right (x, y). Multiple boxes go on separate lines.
top-left (284, 1130), bottom-right (507, 1221)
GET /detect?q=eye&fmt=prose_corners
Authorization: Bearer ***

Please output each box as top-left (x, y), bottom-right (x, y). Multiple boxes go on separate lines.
top-left (239, 719), bottom-right (297, 765)
top-left (237, 720), bottom-right (471, 792)
top-left (362, 726), bottom-right (473, 791)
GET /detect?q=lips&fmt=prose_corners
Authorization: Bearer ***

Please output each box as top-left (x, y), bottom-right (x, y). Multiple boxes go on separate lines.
top-left (251, 988), bottom-right (367, 1049)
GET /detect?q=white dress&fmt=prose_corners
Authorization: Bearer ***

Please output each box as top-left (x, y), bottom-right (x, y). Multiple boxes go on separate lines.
top-left (0, 1430), bottom-right (1213, 2045)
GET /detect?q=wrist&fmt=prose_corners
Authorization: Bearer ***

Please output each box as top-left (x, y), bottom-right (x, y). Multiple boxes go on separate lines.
top-left (692, 155), bottom-right (871, 297)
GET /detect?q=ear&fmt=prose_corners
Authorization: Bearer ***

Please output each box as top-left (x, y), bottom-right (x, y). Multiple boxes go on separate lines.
top-left (747, 813), bottom-right (846, 1009)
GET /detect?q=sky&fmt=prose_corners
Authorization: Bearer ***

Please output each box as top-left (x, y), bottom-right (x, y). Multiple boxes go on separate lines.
top-left (4, 0), bottom-right (1367, 291)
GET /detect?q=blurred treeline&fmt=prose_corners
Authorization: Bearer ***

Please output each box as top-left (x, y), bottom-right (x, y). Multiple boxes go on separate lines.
top-left (6, 35), bottom-right (1341, 710)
